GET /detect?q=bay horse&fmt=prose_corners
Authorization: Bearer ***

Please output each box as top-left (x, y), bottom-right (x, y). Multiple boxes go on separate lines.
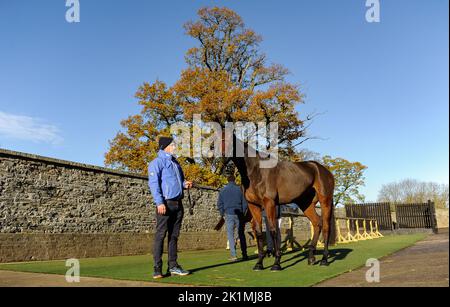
top-left (222, 133), bottom-right (335, 271)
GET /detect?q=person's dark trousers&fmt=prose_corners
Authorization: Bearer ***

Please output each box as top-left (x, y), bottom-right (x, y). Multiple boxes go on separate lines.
top-left (153, 200), bottom-right (184, 270)
top-left (238, 214), bottom-right (248, 257)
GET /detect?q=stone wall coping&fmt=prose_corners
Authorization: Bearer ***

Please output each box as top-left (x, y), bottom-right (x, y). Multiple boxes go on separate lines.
top-left (0, 148), bottom-right (148, 180)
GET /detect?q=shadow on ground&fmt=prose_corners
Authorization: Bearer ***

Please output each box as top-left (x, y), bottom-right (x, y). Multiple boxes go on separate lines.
top-left (189, 247), bottom-right (353, 273)
top-left (280, 248), bottom-right (353, 270)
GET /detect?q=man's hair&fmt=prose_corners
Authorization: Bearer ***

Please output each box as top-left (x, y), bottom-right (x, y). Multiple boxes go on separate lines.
top-left (227, 174), bottom-right (235, 182)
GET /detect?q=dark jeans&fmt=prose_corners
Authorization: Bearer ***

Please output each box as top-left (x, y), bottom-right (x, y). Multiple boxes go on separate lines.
top-left (153, 200), bottom-right (184, 270)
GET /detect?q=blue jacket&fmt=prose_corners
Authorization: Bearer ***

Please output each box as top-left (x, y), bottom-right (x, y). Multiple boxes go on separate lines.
top-left (217, 182), bottom-right (248, 216)
top-left (148, 150), bottom-right (186, 206)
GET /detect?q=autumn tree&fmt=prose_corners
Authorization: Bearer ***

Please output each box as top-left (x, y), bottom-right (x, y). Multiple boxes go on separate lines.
top-left (105, 7), bottom-right (314, 186)
top-left (378, 179), bottom-right (449, 209)
top-left (321, 156), bottom-right (367, 206)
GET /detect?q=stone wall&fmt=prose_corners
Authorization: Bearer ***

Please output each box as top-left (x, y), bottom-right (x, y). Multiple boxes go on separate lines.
top-left (436, 209), bottom-right (449, 229)
top-left (0, 232), bottom-right (229, 263)
top-left (0, 148), bottom-right (229, 262)
top-left (0, 148), bottom-right (226, 234)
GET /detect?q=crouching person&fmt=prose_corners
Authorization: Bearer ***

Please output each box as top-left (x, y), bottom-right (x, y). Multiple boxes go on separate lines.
top-left (148, 136), bottom-right (193, 279)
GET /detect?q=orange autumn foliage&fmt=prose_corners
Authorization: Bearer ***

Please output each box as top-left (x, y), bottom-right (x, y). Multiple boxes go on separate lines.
top-left (105, 7), bottom-right (311, 187)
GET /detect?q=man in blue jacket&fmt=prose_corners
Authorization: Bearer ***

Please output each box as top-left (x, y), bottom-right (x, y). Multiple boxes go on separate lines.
top-left (148, 136), bottom-right (192, 279)
top-left (217, 174), bottom-right (249, 261)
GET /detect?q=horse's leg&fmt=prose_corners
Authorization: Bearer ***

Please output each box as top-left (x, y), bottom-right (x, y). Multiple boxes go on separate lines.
top-left (263, 197), bottom-right (282, 271)
top-left (301, 199), bottom-right (321, 265)
top-left (318, 195), bottom-right (333, 266)
top-left (247, 202), bottom-right (264, 271)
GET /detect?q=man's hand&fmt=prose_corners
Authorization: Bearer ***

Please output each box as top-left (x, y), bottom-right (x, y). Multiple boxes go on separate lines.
top-left (184, 181), bottom-right (193, 189)
top-left (157, 204), bottom-right (166, 215)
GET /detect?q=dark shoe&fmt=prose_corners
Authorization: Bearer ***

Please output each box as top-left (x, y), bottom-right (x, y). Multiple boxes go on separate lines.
top-left (242, 254), bottom-right (249, 261)
top-left (169, 266), bottom-right (190, 276)
top-left (153, 267), bottom-right (163, 279)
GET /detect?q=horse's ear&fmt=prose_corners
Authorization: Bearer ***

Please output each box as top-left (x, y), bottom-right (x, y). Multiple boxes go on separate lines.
top-left (221, 130), bottom-right (231, 157)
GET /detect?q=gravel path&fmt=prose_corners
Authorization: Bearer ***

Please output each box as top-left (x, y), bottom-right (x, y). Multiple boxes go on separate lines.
top-left (0, 271), bottom-right (190, 287)
top-left (315, 229), bottom-right (449, 287)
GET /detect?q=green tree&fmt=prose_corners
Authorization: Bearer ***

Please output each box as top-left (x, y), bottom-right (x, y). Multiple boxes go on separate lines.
top-left (321, 156), bottom-right (367, 206)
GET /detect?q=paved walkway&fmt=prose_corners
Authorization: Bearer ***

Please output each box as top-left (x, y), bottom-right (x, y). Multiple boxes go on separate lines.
top-left (316, 229), bottom-right (449, 287)
top-left (0, 271), bottom-right (189, 287)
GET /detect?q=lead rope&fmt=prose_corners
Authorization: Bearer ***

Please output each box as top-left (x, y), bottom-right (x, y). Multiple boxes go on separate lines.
top-left (187, 187), bottom-right (195, 215)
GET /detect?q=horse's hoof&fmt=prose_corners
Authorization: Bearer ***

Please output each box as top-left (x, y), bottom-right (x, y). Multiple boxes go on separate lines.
top-left (253, 263), bottom-right (264, 271)
top-left (308, 257), bottom-right (316, 265)
top-left (270, 264), bottom-right (282, 271)
top-left (320, 260), bottom-right (329, 266)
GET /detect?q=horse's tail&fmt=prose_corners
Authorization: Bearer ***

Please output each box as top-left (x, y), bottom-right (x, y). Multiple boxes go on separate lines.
top-left (329, 197), bottom-right (336, 245)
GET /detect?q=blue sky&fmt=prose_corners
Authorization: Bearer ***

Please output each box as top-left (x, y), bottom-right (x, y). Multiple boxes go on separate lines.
top-left (0, 0), bottom-right (448, 201)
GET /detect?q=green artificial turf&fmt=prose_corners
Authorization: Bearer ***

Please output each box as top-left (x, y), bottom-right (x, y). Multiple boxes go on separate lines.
top-left (0, 233), bottom-right (426, 287)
